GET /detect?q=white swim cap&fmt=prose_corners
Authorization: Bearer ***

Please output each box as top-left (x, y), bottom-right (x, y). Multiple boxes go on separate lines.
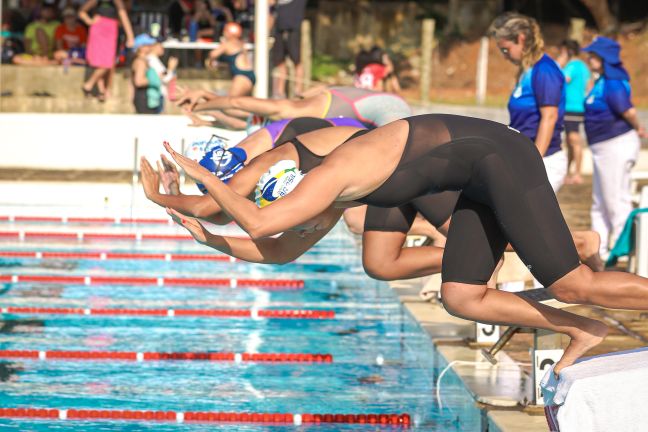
top-left (184, 137), bottom-right (226, 162)
top-left (255, 160), bottom-right (304, 208)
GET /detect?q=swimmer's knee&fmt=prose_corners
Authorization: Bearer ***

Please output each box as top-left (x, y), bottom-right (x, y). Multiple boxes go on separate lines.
top-left (440, 282), bottom-right (487, 317)
top-left (548, 265), bottom-right (593, 304)
top-left (363, 261), bottom-right (390, 281)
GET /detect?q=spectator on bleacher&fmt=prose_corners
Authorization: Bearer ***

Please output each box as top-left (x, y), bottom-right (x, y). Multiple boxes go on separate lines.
top-left (206, 22), bottom-right (254, 96)
top-left (2, 8), bottom-right (27, 64)
top-left (354, 46), bottom-right (400, 94)
top-left (23, 4), bottom-right (59, 58)
top-left (209, 0), bottom-right (233, 37)
top-left (270, 0), bottom-right (307, 98)
top-left (229, 0), bottom-right (254, 38)
top-left (557, 39), bottom-right (591, 185)
top-left (131, 33), bottom-right (162, 114)
top-left (189, 0), bottom-right (217, 41)
top-left (79, 0), bottom-right (134, 103)
top-left (490, 12), bottom-right (567, 193)
top-left (147, 40), bottom-right (179, 107)
top-left (53, 7), bottom-right (87, 65)
top-left (168, 0), bottom-right (194, 39)
top-left (582, 37), bottom-right (648, 257)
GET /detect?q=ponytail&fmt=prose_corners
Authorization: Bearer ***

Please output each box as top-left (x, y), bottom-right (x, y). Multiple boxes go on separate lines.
top-left (489, 12), bottom-right (545, 73)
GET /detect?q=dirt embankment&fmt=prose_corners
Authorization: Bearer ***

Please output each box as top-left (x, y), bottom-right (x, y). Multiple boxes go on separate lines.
top-left (401, 26), bottom-right (648, 107)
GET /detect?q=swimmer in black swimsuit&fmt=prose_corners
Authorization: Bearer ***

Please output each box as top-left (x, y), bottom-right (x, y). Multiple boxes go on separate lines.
top-left (165, 113), bottom-right (648, 376)
top-left (146, 126), bottom-right (451, 277)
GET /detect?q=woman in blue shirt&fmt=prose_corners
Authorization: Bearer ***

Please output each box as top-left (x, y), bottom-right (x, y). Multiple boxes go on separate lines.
top-left (558, 39), bottom-right (591, 185)
top-left (583, 37), bottom-right (647, 258)
top-left (490, 13), bottom-right (567, 193)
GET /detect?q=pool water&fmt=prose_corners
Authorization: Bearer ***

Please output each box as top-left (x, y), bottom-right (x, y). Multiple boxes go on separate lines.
top-left (0, 220), bottom-right (481, 431)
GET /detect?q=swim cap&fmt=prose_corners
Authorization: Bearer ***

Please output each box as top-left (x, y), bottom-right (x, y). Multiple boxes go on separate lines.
top-left (255, 160), bottom-right (304, 208)
top-left (223, 22), bottom-right (243, 38)
top-left (185, 137), bottom-right (225, 162)
top-left (196, 146), bottom-right (248, 192)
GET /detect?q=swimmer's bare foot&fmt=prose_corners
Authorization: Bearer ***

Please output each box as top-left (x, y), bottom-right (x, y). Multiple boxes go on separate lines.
top-left (554, 321), bottom-right (608, 377)
top-left (575, 231), bottom-right (605, 272)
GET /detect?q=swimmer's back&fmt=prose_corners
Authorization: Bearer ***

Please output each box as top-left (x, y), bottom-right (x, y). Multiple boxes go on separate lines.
top-left (326, 86), bottom-right (412, 127)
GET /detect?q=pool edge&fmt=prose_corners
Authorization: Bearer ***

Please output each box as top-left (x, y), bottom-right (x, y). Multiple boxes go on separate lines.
top-left (388, 277), bottom-right (549, 432)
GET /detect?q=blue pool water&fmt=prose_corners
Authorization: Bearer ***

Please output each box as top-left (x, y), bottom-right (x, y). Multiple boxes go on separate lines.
top-left (0, 222), bottom-right (481, 431)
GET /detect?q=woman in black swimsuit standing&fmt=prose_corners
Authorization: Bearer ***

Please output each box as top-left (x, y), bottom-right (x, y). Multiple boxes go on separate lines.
top-left (165, 114), bottom-right (647, 375)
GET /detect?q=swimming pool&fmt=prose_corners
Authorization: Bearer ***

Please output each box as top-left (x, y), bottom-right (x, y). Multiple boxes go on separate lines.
top-left (0, 217), bottom-right (481, 431)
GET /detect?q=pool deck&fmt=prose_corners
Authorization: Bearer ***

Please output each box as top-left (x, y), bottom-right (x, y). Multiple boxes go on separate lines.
top-left (390, 177), bottom-right (648, 432)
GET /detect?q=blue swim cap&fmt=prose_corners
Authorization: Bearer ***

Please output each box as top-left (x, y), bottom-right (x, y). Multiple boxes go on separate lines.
top-left (196, 146), bottom-right (247, 193)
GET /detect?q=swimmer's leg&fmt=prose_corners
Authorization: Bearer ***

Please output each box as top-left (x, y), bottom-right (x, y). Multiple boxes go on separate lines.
top-left (343, 205), bottom-right (367, 235)
top-left (441, 195), bottom-right (608, 376)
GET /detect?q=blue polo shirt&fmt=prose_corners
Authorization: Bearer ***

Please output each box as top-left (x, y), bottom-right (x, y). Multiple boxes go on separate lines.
top-left (584, 77), bottom-right (633, 145)
top-left (508, 54), bottom-right (565, 157)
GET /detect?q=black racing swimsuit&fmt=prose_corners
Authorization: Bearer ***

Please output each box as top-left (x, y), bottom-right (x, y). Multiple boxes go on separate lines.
top-left (273, 117), bottom-right (338, 147)
top-left (355, 114), bottom-right (580, 287)
top-left (278, 126), bottom-right (459, 232)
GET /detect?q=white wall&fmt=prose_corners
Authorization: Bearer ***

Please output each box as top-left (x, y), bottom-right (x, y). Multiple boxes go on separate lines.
top-left (0, 114), bottom-right (247, 171)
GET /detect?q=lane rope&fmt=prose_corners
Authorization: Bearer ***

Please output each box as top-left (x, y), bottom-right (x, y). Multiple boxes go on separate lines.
top-left (0, 230), bottom-right (198, 241)
top-left (0, 350), bottom-right (333, 363)
top-left (1, 306), bottom-right (335, 319)
top-left (0, 274), bottom-right (304, 290)
top-left (0, 250), bottom-right (237, 262)
top-left (0, 407), bottom-right (411, 426)
top-left (1, 215), bottom-right (171, 225)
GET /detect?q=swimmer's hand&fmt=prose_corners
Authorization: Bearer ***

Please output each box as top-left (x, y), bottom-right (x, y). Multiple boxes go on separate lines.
top-left (167, 207), bottom-right (209, 244)
top-left (193, 96), bottom-right (226, 113)
top-left (176, 87), bottom-right (208, 111)
top-left (185, 111), bottom-right (215, 127)
top-left (159, 154), bottom-right (180, 195)
top-left (163, 141), bottom-right (213, 185)
top-left (140, 157), bottom-right (161, 199)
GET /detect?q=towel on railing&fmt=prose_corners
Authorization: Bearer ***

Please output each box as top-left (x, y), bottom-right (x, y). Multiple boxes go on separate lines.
top-left (606, 208), bottom-right (648, 267)
top-left (541, 347), bottom-right (648, 432)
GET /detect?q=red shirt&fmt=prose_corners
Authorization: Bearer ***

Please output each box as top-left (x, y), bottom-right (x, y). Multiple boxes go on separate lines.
top-left (54, 23), bottom-right (87, 50)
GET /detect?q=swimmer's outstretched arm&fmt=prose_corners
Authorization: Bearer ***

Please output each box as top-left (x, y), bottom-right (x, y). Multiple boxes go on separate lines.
top-left (176, 86), bottom-right (218, 110)
top-left (140, 157), bottom-right (228, 223)
top-left (164, 142), bottom-right (345, 238)
top-left (168, 208), bottom-right (338, 264)
top-left (194, 95), bottom-right (285, 119)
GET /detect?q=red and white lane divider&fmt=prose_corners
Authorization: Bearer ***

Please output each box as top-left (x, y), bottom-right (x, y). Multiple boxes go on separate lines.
top-left (1, 306), bottom-right (335, 319)
top-left (0, 407), bottom-right (411, 426)
top-left (0, 250), bottom-right (237, 262)
top-left (0, 230), bottom-right (199, 241)
top-left (0, 274), bottom-right (304, 290)
top-left (0, 350), bottom-right (333, 363)
top-left (0, 215), bottom-right (171, 225)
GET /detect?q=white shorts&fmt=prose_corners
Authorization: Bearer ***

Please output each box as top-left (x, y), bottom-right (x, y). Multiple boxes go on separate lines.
top-left (543, 149), bottom-right (568, 193)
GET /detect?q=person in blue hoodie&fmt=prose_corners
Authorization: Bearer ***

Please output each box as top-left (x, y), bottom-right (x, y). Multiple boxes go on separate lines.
top-left (583, 37), bottom-right (647, 258)
top-left (490, 13), bottom-right (567, 193)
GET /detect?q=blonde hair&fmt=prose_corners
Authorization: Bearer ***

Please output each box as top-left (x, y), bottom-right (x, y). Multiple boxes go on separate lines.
top-left (489, 12), bottom-right (545, 72)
